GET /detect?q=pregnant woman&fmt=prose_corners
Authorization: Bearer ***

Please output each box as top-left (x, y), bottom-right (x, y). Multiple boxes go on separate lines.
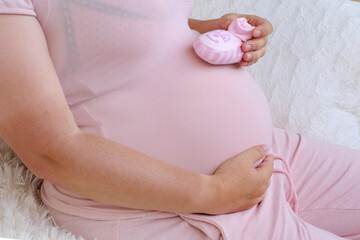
top-left (0, 0), bottom-right (359, 239)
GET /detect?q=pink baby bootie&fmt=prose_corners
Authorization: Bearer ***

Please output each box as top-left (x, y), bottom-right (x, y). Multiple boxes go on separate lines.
top-left (193, 18), bottom-right (255, 65)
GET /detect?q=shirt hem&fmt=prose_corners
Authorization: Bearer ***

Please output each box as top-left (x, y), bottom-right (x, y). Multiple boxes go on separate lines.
top-left (0, 9), bottom-right (37, 17)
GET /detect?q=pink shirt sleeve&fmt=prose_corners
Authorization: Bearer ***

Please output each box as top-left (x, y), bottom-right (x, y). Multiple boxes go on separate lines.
top-left (0, 0), bottom-right (36, 16)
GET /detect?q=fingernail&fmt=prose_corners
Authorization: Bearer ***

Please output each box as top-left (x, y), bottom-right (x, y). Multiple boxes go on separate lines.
top-left (260, 144), bottom-right (268, 152)
top-left (245, 53), bottom-right (252, 61)
top-left (254, 30), bottom-right (262, 38)
top-left (244, 44), bottom-right (251, 52)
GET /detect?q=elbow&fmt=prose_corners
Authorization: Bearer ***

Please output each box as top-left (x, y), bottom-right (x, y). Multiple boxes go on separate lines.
top-left (32, 130), bottom-right (82, 185)
top-left (18, 151), bottom-right (60, 182)
top-left (0, 116), bottom-right (81, 183)
top-left (14, 132), bottom-right (80, 183)
top-left (0, 136), bottom-right (61, 181)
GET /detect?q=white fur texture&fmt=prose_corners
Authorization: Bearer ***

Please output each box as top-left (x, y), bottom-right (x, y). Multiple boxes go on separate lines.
top-left (0, 141), bottom-right (84, 240)
top-left (1, 0), bottom-right (359, 239)
top-left (193, 0), bottom-right (360, 150)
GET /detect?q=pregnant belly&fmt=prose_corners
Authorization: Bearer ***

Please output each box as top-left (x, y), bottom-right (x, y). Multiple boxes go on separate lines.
top-left (81, 62), bottom-right (273, 175)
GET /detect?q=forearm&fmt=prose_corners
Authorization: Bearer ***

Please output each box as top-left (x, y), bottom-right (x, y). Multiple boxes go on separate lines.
top-left (188, 18), bottom-right (221, 34)
top-left (42, 131), bottom-right (216, 214)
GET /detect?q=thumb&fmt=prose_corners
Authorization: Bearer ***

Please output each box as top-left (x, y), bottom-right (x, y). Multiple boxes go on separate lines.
top-left (220, 20), bottom-right (232, 30)
top-left (256, 154), bottom-right (274, 180)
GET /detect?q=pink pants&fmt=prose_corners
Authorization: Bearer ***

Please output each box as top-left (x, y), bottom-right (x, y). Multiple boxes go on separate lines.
top-left (46, 128), bottom-right (360, 240)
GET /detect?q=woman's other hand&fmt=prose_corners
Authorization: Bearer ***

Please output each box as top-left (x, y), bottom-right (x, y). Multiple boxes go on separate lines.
top-left (200, 145), bottom-right (274, 215)
top-left (219, 13), bottom-right (273, 67)
top-left (189, 14), bottom-right (273, 67)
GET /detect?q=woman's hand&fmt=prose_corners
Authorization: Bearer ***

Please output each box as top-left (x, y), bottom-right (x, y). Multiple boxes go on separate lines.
top-left (189, 14), bottom-right (273, 67)
top-left (220, 13), bottom-right (273, 67)
top-left (200, 145), bottom-right (274, 215)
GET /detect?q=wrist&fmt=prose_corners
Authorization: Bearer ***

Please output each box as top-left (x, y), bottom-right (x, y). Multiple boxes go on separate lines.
top-left (193, 174), bottom-right (224, 214)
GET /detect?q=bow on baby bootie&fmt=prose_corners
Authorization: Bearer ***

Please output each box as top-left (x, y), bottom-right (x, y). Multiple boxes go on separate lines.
top-left (193, 18), bottom-right (255, 65)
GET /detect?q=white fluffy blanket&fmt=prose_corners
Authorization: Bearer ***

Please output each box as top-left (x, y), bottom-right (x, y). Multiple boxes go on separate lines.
top-left (192, 0), bottom-right (360, 150)
top-left (1, 0), bottom-right (359, 239)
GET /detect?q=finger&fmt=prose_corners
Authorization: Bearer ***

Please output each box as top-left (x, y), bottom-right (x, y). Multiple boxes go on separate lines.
top-left (239, 145), bottom-right (269, 165)
top-left (242, 36), bottom-right (268, 52)
top-left (220, 13), bottom-right (241, 29)
top-left (221, 13), bottom-right (241, 22)
top-left (239, 60), bottom-right (257, 67)
top-left (248, 16), bottom-right (273, 38)
top-left (248, 183), bottom-right (269, 206)
top-left (255, 154), bottom-right (274, 181)
top-left (221, 20), bottom-right (232, 30)
top-left (258, 190), bottom-right (269, 204)
top-left (242, 47), bottom-right (266, 62)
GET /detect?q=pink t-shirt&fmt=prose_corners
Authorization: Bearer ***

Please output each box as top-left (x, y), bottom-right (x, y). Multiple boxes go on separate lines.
top-left (0, 0), bottom-right (273, 220)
